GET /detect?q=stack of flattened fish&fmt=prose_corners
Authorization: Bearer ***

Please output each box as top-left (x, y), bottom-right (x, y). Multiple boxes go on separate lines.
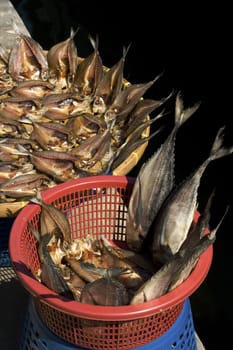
top-left (0, 31), bottom-right (168, 213)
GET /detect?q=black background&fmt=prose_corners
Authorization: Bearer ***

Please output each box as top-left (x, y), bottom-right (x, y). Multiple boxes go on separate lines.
top-left (10, 1), bottom-right (233, 348)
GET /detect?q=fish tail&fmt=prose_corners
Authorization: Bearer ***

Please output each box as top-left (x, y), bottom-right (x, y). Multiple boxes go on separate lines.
top-left (175, 92), bottom-right (201, 127)
top-left (123, 43), bottom-right (131, 61)
top-left (88, 34), bottom-right (99, 51)
top-left (70, 27), bottom-right (79, 40)
top-left (209, 126), bottom-right (233, 161)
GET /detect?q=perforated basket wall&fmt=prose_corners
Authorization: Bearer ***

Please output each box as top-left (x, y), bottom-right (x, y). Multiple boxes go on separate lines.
top-left (9, 175), bottom-right (213, 349)
top-left (20, 298), bottom-right (197, 350)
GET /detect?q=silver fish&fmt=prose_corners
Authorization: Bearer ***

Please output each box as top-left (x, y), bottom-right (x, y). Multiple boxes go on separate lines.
top-left (126, 94), bottom-right (200, 252)
top-left (151, 126), bottom-right (233, 264)
top-left (179, 189), bottom-right (215, 252)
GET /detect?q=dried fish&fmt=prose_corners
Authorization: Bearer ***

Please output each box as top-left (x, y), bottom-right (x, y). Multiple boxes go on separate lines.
top-left (92, 45), bottom-right (130, 114)
top-left (151, 126), bottom-right (233, 264)
top-left (30, 192), bottom-right (71, 242)
top-left (47, 28), bottom-right (78, 89)
top-left (30, 120), bottom-right (75, 151)
top-left (126, 93), bottom-right (200, 252)
top-left (8, 34), bottom-right (49, 81)
top-left (0, 173), bottom-right (51, 198)
top-left (72, 35), bottom-right (104, 97)
top-left (9, 80), bottom-right (54, 98)
top-left (80, 271), bottom-right (129, 306)
top-left (36, 232), bottom-right (73, 299)
top-left (130, 205), bottom-right (229, 305)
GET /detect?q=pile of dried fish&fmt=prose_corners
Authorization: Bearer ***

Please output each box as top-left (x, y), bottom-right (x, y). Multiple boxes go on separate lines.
top-left (0, 31), bottom-right (168, 205)
top-left (28, 95), bottom-right (232, 306)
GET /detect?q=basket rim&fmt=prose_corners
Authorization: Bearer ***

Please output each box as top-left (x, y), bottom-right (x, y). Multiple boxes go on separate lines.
top-left (9, 175), bottom-right (213, 321)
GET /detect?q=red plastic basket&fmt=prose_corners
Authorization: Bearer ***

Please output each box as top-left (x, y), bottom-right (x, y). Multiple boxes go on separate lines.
top-left (9, 175), bottom-right (213, 349)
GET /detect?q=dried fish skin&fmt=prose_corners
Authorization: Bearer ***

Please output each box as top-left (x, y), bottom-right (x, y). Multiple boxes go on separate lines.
top-left (70, 129), bottom-right (112, 170)
top-left (66, 113), bottom-right (107, 143)
top-left (30, 193), bottom-right (71, 242)
top-left (9, 80), bottom-right (55, 99)
top-left (0, 173), bottom-right (51, 198)
top-left (104, 79), bottom-right (157, 126)
top-left (80, 275), bottom-right (129, 306)
top-left (0, 137), bottom-right (39, 151)
top-left (41, 92), bottom-right (91, 120)
top-left (38, 233), bottom-right (74, 299)
top-left (0, 96), bottom-right (39, 120)
top-left (0, 116), bottom-right (27, 138)
top-left (30, 121), bottom-right (75, 151)
top-left (72, 36), bottom-right (104, 97)
top-left (92, 45), bottom-right (130, 114)
top-left (8, 34), bottom-right (49, 81)
top-left (125, 95), bottom-right (172, 138)
top-left (29, 150), bottom-right (78, 183)
top-left (0, 162), bottom-right (34, 184)
top-left (47, 29), bottom-right (78, 89)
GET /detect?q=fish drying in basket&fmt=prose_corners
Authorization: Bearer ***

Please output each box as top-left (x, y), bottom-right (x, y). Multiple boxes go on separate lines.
top-left (28, 182), bottom-right (228, 306)
top-left (25, 94), bottom-right (232, 306)
top-left (0, 31), bottom-right (169, 207)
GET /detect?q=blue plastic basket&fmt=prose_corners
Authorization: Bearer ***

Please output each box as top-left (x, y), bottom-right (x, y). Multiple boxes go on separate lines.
top-left (0, 218), bottom-right (14, 267)
top-left (19, 298), bottom-right (197, 350)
